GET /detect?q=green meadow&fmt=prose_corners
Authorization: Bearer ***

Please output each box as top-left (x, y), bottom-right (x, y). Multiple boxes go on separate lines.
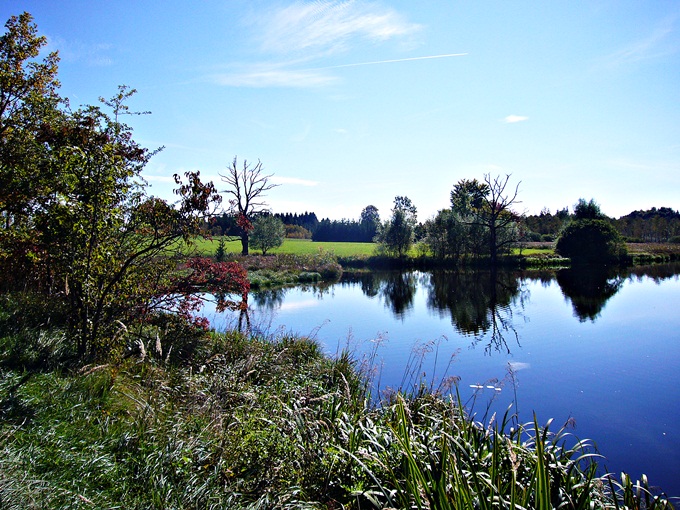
top-left (193, 237), bottom-right (379, 257)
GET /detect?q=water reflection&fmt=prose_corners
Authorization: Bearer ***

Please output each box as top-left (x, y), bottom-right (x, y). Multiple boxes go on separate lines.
top-left (246, 263), bottom-right (680, 351)
top-left (341, 271), bottom-right (419, 317)
top-left (343, 270), bottom-right (527, 355)
top-left (556, 267), bottom-right (624, 322)
top-left (426, 269), bottom-right (526, 354)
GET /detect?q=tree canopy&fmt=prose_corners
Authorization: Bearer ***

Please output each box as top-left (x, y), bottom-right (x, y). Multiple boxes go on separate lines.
top-left (556, 199), bottom-right (627, 265)
top-left (0, 13), bottom-right (249, 360)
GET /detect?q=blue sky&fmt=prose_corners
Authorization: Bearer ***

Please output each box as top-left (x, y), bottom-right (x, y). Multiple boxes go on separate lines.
top-left (3, 1), bottom-right (679, 221)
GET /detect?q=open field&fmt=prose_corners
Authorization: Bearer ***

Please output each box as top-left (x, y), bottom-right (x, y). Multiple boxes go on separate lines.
top-left (192, 237), bottom-right (378, 257)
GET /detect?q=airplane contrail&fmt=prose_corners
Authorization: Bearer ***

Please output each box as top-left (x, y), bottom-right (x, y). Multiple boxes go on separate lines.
top-left (308, 53), bottom-right (468, 70)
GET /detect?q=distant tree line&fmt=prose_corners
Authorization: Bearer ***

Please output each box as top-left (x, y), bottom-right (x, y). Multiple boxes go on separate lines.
top-left (523, 206), bottom-right (680, 243)
top-left (613, 207), bottom-right (680, 243)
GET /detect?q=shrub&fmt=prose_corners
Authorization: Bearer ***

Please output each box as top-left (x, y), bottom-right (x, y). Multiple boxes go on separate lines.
top-left (556, 219), bottom-right (628, 264)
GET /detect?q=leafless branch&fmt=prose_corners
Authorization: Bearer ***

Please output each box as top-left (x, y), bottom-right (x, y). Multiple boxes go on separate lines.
top-left (219, 157), bottom-right (278, 216)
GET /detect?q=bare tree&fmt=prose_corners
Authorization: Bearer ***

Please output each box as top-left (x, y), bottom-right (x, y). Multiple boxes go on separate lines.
top-left (220, 157), bottom-right (278, 255)
top-left (482, 174), bottom-right (522, 266)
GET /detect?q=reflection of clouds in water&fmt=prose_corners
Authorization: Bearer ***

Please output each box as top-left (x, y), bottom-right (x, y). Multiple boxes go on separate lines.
top-left (508, 361), bottom-right (530, 371)
top-left (279, 300), bottom-right (320, 312)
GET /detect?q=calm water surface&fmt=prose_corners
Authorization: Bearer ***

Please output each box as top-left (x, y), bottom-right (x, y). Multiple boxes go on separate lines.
top-left (207, 264), bottom-right (680, 498)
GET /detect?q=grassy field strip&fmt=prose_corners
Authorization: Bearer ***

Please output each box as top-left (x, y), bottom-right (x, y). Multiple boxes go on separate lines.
top-left (192, 237), bottom-right (379, 257)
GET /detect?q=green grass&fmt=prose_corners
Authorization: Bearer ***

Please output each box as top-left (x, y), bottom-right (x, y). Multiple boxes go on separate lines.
top-left (191, 237), bottom-right (378, 258)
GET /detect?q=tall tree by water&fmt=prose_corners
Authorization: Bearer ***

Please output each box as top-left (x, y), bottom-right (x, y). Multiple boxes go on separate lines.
top-left (249, 214), bottom-right (286, 255)
top-left (376, 196), bottom-right (418, 257)
top-left (556, 198), bottom-right (627, 264)
top-left (451, 174), bottom-right (522, 266)
top-left (220, 157), bottom-right (278, 255)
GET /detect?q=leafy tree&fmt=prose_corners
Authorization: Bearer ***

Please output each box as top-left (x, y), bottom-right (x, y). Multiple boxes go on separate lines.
top-left (360, 204), bottom-right (380, 241)
top-left (215, 236), bottom-right (227, 262)
top-left (249, 214), bottom-right (285, 254)
top-left (556, 200), bottom-right (627, 264)
top-left (220, 157), bottom-right (278, 255)
top-left (614, 206), bottom-right (680, 242)
top-left (0, 14), bottom-right (249, 359)
top-left (284, 224), bottom-right (312, 239)
top-left (376, 196), bottom-right (417, 257)
top-left (523, 206), bottom-right (570, 240)
top-left (573, 198), bottom-right (605, 220)
top-left (0, 12), bottom-right (62, 283)
top-left (451, 174), bottom-right (522, 265)
top-left (556, 218), bottom-right (627, 264)
top-left (423, 209), bottom-right (466, 261)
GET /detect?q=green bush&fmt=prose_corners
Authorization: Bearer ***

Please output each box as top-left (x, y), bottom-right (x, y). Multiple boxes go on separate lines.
top-left (556, 219), bottom-right (628, 264)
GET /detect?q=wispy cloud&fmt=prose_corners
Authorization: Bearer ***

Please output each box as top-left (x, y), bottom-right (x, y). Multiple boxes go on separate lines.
top-left (308, 53), bottom-right (467, 70)
top-left (504, 115), bottom-right (528, 123)
top-left (211, 1), bottom-right (458, 88)
top-left (252, 0), bottom-right (421, 57)
top-left (602, 14), bottom-right (679, 68)
top-left (46, 35), bottom-right (113, 66)
top-left (210, 53), bottom-right (466, 88)
top-left (271, 176), bottom-right (320, 187)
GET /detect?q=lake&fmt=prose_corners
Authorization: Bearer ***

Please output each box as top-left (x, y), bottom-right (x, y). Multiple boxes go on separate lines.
top-left (205, 263), bottom-right (680, 499)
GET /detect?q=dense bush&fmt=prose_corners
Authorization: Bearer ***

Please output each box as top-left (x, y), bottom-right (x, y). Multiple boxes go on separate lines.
top-left (556, 219), bottom-right (628, 264)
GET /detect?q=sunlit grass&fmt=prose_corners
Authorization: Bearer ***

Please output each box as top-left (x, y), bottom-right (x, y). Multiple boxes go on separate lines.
top-left (191, 237), bottom-right (377, 257)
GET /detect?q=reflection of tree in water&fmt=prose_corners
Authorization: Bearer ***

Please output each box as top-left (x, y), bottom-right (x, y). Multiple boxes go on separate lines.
top-left (626, 262), bottom-right (680, 284)
top-left (341, 271), bottom-right (380, 298)
top-left (250, 288), bottom-right (289, 310)
top-left (426, 269), bottom-right (526, 354)
top-left (556, 266), bottom-right (623, 322)
top-left (342, 271), bottom-right (418, 317)
top-left (380, 272), bottom-right (418, 317)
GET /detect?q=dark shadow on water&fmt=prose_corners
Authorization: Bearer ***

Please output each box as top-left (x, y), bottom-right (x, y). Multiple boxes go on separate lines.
top-left (555, 266), bottom-right (624, 322)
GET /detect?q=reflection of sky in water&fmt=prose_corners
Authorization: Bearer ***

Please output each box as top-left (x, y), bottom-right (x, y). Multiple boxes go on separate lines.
top-left (205, 270), bottom-right (680, 498)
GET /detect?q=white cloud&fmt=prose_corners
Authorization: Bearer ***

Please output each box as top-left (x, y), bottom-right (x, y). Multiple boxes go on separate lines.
top-left (504, 115), bottom-right (528, 123)
top-left (279, 300), bottom-right (320, 312)
top-left (271, 176), bottom-right (320, 187)
top-left (507, 361), bottom-right (530, 371)
top-left (214, 1), bottom-right (427, 88)
top-left (254, 1), bottom-right (421, 57)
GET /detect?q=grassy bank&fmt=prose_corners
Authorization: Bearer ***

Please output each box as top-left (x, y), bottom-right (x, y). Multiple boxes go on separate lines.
top-left (0, 308), bottom-right (675, 508)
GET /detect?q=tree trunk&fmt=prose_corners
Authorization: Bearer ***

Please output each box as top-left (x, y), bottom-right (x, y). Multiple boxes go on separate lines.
top-left (241, 232), bottom-right (249, 255)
